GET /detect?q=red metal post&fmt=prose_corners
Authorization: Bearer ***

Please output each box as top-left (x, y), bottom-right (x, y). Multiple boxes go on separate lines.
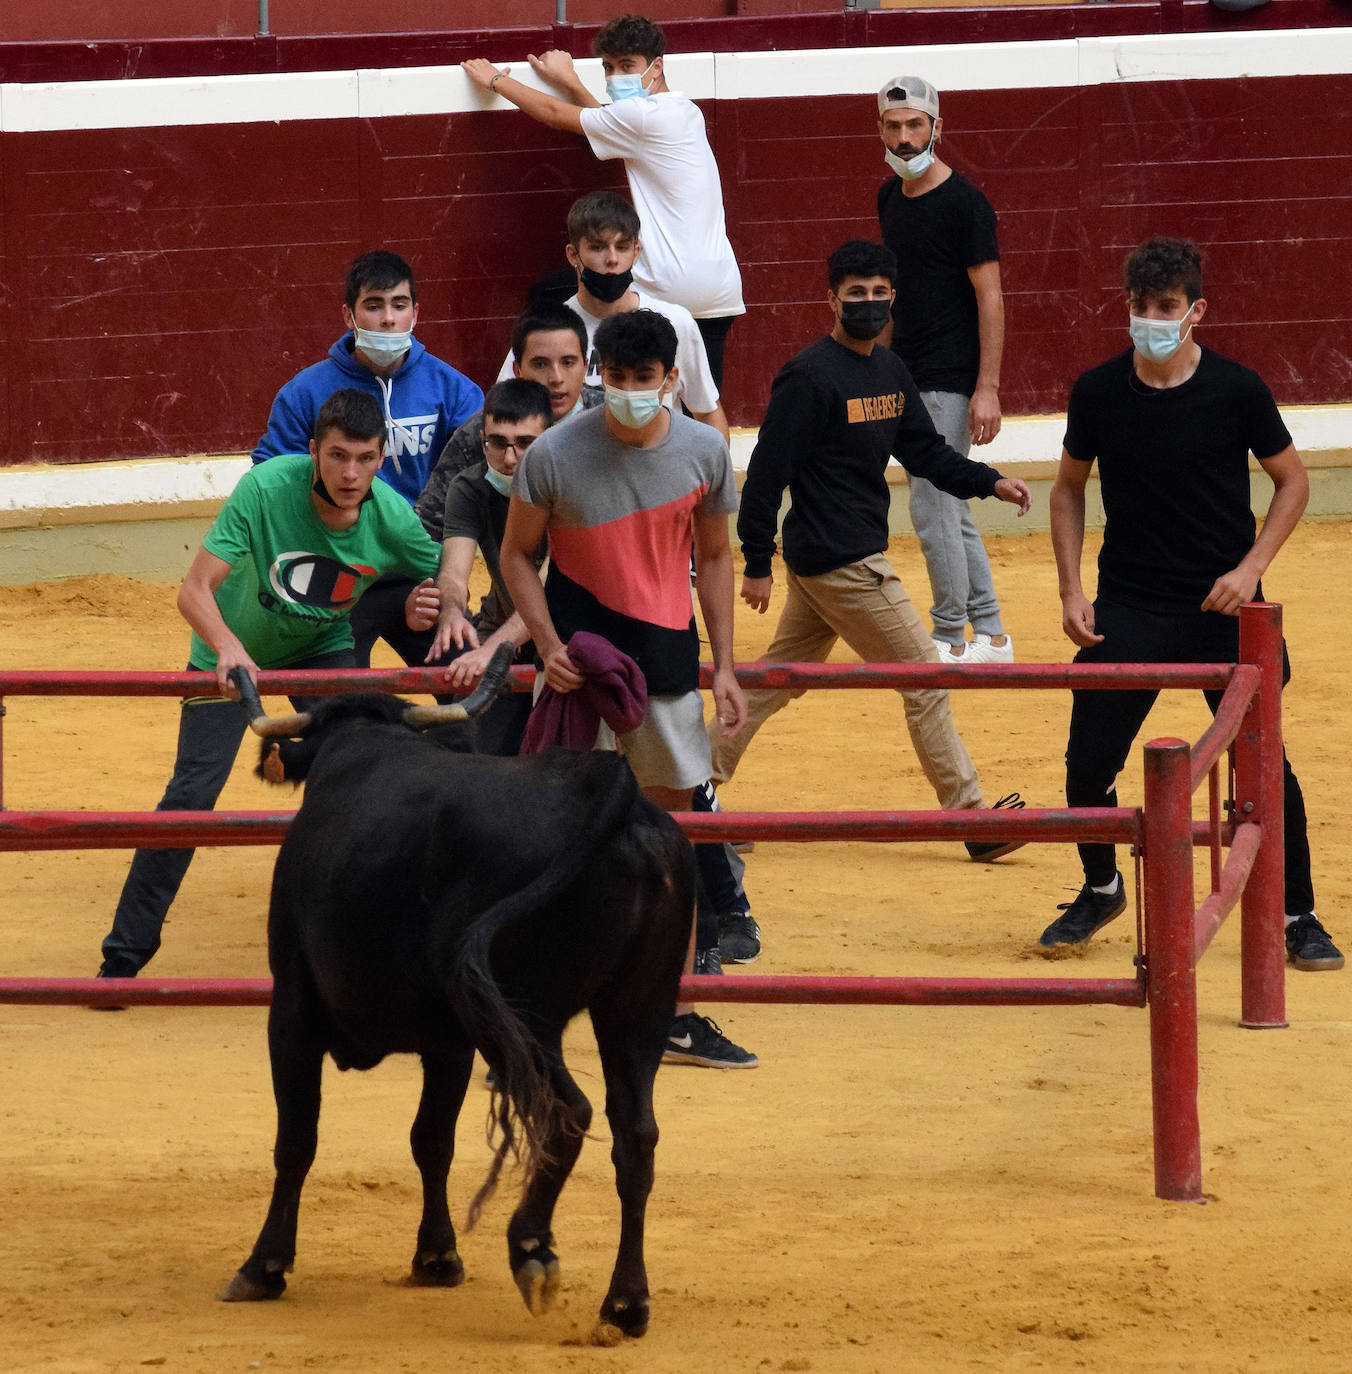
top-left (1235, 604), bottom-right (1287, 1030)
top-left (1143, 737), bottom-right (1203, 1202)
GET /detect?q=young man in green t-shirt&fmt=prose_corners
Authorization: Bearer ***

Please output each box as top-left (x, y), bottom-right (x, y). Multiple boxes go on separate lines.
top-left (98, 389), bottom-right (443, 982)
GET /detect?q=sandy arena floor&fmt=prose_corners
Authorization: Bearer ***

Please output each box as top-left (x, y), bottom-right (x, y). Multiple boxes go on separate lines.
top-left (2, 524), bottom-right (1351, 1373)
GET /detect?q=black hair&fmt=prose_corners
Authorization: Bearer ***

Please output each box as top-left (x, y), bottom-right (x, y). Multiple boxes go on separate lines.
top-left (344, 250), bottom-right (417, 310)
top-left (314, 389), bottom-right (386, 447)
top-left (594, 14), bottom-right (665, 64)
top-left (482, 379), bottom-right (553, 429)
top-left (827, 240), bottom-right (899, 290)
top-left (594, 309), bottom-right (678, 373)
top-left (566, 190), bottom-right (641, 248)
top-left (1124, 235), bottom-right (1204, 306)
top-left (510, 302), bottom-right (589, 363)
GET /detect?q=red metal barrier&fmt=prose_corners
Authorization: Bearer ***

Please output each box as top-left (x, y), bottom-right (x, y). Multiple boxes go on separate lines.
top-left (0, 605), bottom-right (1290, 1203)
top-left (0, 973), bottom-right (1147, 1009)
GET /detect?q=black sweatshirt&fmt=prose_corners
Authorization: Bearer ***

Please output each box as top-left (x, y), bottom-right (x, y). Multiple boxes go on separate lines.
top-left (738, 335), bottom-right (1003, 578)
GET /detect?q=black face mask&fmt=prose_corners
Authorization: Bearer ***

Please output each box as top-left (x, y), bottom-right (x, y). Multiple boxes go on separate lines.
top-left (837, 299), bottom-right (893, 341)
top-left (579, 265), bottom-right (634, 303)
top-left (311, 472), bottom-right (373, 507)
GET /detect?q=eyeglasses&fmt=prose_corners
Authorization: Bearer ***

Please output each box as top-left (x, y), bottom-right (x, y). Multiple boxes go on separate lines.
top-left (483, 433), bottom-right (537, 455)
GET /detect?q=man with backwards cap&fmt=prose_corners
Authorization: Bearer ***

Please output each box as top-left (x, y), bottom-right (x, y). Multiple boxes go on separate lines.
top-left (876, 76), bottom-right (1013, 668)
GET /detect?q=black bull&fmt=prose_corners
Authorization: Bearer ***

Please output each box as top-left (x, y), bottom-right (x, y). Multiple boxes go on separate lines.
top-left (219, 691), bottom-right (694, 1339)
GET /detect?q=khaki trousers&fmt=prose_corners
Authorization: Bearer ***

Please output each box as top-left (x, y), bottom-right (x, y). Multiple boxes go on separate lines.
top-left (710, 553), bottom-right (982, 810)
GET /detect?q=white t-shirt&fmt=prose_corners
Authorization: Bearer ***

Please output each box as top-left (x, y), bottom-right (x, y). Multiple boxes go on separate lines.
top-left (578, 93), bottom-right (745, 320)
top-left (495, 290), bottom-right (720, 415)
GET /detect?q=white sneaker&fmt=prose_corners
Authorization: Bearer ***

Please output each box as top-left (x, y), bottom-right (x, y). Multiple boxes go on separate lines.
top-left (931, 638), bottom-right (963, 664)
top-left (965, 633), bottom-right (1014, 664)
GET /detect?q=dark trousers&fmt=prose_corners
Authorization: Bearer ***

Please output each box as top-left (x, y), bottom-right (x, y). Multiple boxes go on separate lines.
top-left (1066, 599), bottom-right (1313, 915)
top-left (349, 574), bottom-right (438, 669)
top-left (100, 649), bottom-right (354, 974)
top-left (690, 781), bottom-right (749, 949)
top-left (694, 315), bottom-right (736, 396)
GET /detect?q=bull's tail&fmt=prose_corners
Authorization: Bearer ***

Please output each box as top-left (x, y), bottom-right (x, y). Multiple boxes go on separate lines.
top-left (447, 753), bottom-right (646, 1229)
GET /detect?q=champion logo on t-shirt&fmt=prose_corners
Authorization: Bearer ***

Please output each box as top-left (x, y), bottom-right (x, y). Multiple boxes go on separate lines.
top-left (267, 552), bottom-right (377, 611)
top-left (846, 392), bottom-right (904, 424)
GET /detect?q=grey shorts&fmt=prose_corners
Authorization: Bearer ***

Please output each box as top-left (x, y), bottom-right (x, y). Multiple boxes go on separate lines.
top-left (601, 691), bottom-right (713, 792)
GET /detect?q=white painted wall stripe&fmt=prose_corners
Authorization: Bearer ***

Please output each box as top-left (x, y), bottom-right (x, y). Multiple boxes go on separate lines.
top-left (4, 407), bottom-right (1347, 520)
top-left (2, 29), bottom-right (1350, 133)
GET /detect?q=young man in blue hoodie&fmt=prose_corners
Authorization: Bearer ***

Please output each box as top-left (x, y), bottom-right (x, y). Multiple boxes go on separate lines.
top-left (251, 251), bottom-right (483, 666)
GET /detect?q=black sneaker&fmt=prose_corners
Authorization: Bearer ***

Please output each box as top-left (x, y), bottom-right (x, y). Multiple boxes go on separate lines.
top-left (1037, 874), bottom-right (1127, 949)
top-left (965, 792), bottom-right (1026, 862)
top-left (717, 911), bottom-right (761, 965)
top-left (693, 945), bottom-right (723, 976)
top-left (1285, 914), bottom-right (1345, 972)
top-left (663, 1013), bottom-right (759, 1069)
top-left (92, 962), bottom-right (136, 1012)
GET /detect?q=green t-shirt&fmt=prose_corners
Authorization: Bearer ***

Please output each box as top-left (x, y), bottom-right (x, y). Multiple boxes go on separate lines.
top-left (192, 452), bottom-right (441, 670)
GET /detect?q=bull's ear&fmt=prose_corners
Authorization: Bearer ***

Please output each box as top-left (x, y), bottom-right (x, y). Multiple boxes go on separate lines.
top-left (262, 742), bottom-right (287, 784)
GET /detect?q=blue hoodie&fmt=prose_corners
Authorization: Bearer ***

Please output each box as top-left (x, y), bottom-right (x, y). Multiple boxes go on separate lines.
top-left (251, 334), bottom-right (484, 506)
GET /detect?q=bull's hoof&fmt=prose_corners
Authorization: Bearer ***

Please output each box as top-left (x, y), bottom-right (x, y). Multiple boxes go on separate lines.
top-left (599, 1293), bottom-right (649, 1338)
top-left (218, 1264), bottom-right (287, 1302)
top-left (513, 1256), bottom-right (561, 1316)
top-left (409, 1249), bottom-right (466, 1287)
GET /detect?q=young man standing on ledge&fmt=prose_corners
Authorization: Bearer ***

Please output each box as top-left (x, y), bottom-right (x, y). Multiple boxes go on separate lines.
top-left (462, 13), bottom-right (744, 390)
top-left (1039, 235), bottom-right (1342, 972)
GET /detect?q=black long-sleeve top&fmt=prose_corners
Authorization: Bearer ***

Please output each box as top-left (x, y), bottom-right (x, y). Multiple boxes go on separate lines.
top-left (738, 335), bottom-right (1003, 579)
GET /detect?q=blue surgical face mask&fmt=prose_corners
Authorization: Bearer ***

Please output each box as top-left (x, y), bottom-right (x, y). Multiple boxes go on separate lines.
top-left (605, 59), bottom-right (656, 102)
top-left (1129, 304), bottom-right (1196, 364)
top-left (354, 326), bottom-right (412, 368)
top-left (483, 464), bottom-right (513, 498)
top-left (884, 120), bottom-right (937, 181)
top-left (605, 384), bottom-right (665, 429)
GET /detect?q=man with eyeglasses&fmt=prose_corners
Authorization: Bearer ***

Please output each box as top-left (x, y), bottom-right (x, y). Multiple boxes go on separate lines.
top-left (426, 378), bottom-right (554, 755)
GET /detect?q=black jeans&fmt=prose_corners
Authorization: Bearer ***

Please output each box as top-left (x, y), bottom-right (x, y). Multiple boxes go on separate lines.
top-left (694, 315), bottom-right (736, 396)
top-left (100, 649), bottom-right (355, 974)
top-left (349, 574), bottom-right (438, 670)
top-left (1065, 599), bottom-right (1313, 915)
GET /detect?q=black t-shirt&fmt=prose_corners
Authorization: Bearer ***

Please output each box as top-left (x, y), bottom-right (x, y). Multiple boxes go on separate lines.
top-left (738, 335), bottom-right (1002, 579)
top-left (1063, 347), bottom-right (1293, 612)
top-left (876, 169), bottom-right (998, 395)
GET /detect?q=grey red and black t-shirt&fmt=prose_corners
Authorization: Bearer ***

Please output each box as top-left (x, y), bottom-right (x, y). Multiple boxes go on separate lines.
top-left (514, 408), bottom-right (737, 694)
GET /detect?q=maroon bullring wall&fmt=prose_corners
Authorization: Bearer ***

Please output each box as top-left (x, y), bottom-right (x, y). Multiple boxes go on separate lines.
top-left (1, 2), bottom-right (1350, 464)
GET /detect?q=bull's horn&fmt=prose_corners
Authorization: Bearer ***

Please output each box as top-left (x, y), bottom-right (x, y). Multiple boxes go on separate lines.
top-left (248, 711), bottom-right (313, 738)
top-left (403, 642), bottom-right (516, 728)
top-left (227, 667), bottom-right (313, 738)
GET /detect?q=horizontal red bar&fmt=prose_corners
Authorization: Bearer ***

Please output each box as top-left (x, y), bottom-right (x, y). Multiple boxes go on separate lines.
top-left (0, 807), bottom-right (1142, 851)
top-left (0, 974), bottom-right (1145, 1009)
top-left (0, 977), bottom-right (272, 1007)
top-left (682, 975), bottom-right (1146, 1006)
top-left (0, 661), bottom-right (1236, 698)
top-left (0, 809), bottom-right (1241, 852)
